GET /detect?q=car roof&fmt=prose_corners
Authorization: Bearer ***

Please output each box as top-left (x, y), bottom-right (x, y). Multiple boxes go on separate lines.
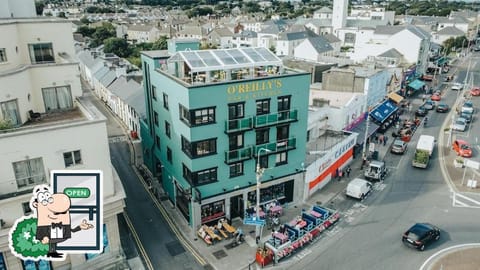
top-left (455, 139), bottom-right (468, 144)
top-left (410, 223), bottom-right (435, 233)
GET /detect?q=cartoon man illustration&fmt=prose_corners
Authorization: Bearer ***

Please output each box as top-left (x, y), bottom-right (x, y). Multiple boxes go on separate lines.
top-left (32, 185), bottom-right (94, 258)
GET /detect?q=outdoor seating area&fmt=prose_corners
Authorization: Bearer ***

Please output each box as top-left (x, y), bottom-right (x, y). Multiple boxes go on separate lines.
top-left (256, 205), bottom-right (340, 266)
top-left (197, 219), bottom-right (237, 245)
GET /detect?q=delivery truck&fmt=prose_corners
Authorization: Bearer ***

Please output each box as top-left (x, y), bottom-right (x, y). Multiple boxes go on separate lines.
top-left (412, 135), bottom-right (435, 168)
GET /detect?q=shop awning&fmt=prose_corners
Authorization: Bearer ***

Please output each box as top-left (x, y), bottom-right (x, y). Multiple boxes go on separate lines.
top-left (370, 100), bottom-right (398, 123)
top-left (349, 120), bottom-right (380, 145)
top-left (408, 79), bottom-right (425, 91)
top-left (388, 92), bottom-right (404, 104)
top-left (435, 57), bottom-right (447, 66)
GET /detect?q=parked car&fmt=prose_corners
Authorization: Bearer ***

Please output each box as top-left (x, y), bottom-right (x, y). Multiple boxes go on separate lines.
top-left (452, 139), bottom-right (473, 158)
top-left (391, 139), bottom-right (408, 154)
top-left (452, 117), bottom-right (467, 131)
top-left (460, 111), bottom-right (473, 123)
top-left (346, 178), bottom-right (372, 200)
top-left (430, 93), bottom-right (441, 101)
top-left (444, 75), bottom-right (453, 82)
top-left (470, 87), bottom-right (480, 96)
top-left (436, 103), bottom-right (449, 113)
top-left (423, 100), bottom-right (435, 110)
top-left (415, 107), bottom-right (428, 117)
top-left (402, 223), bottom-right (440, 251)
top-left (421, 74), bottom-right (434, 81)
top-left (461, 101), bottom-right (474, 113)
top-left (451, 83), bottom-right (463, 91)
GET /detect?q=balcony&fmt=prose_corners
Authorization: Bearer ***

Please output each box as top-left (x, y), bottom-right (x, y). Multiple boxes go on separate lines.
top-left (225, 146), bottom-right (253, 164)
top-left (254, 109), bottom-right (298, 128)
top-left (225, 117), bottom-right (253, 133)
top-left (254, 137), bottom-right (296, 154)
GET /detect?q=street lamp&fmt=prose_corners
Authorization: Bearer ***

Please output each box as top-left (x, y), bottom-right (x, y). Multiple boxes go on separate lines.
top-left (361, 96), bottom-right (370, 161)
top-left (255, 147), bottom-right (271, 242)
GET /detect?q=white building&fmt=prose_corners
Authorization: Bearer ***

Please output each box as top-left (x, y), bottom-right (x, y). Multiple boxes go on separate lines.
top-left (332, 0), bottom-right (348, 36)
top-left (0, 2), bottom-right (126, 269)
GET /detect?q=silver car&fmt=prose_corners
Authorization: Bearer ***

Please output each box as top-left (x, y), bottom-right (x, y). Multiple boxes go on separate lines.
top-left (452, 117), bottom-right (467, 132)
top-left (451, 83), bottom-right (463, 91)
top-left (423, 100), bottom-right (435, 110)
top-left (391, 139), bottom-right (407, 154)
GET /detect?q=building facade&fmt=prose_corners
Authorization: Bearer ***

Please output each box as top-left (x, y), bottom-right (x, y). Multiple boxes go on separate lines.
top-left (0, 3), bottom-right (126, 269)
top-left (140, 45), bottom-right (310, 232)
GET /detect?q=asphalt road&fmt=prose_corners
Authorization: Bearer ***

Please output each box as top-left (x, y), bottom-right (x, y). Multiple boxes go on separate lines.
top-left (81, 78), bottom-right (204, 270)
top-left (281, 57), bottom-right (480, 270)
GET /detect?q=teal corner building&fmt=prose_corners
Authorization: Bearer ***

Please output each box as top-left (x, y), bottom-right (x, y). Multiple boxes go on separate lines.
top-left (140, 40), bottom-right (311, 231)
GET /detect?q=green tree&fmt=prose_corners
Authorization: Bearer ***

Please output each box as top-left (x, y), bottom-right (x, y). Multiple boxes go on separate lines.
top-left (90, 23), bottom-right (116, 48)
top-left (80, 16), bottom-right (91, 25)
top-left (35, 1), bottom-right (45, 15)
top-left (152, 36), bottom-right (168, 50)
top-left (58, 12), bottom-right (66, 18)
top-left (104, 37), bottom-right (132, 58)
top-left (76, 25), bottom-right (96, 37)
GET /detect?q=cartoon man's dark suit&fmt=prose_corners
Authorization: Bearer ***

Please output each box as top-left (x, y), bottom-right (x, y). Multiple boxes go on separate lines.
top-left (32, 186), bottom-right (94, 258)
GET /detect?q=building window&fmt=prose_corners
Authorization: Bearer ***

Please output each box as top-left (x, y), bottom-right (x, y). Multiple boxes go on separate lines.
top-left (167, 147), bottom-right (172, 163)
top-left (229, 162), bottom-right (244, 178)
top-left (194, 167), bottom-right (217, 185)
top-left (0, 99), bottom-right (21, 126)
top-left (22, 202), bottom-right (32, 215)
top-left (276, 152), bottom-right (288, 165)
top-left (165, 121), bottom-right (171, 138)
top-left (179, 105), bottom-right (215, 126)
top-left (344, 33), bottom-right (356, 44)
top-left (277, 125), bottom-right (289, 140)
top-left (228, 102), bottom-right (245, 119)
top-left (277, 96), bottom-right (291, 111)
top-left (28, 43), bottom-right (54, 64)
top-left (195, 138), bottom-right (216, 157)
top-left (41, 86), bottom-right (73, 112)
top-left (0, 48), bottom-right (6, 62)
top-left (155, 135), bottom-right (160, 149)
top-left (151, 85), bottom-right (157, 100)
top-left (181, 136), bottom-right (192, 157)
top-left (257, 155), bottom-right (269, 170)
top-left (307, 130), bottom-right (311, 142)
top-left (63, 150), bottom-right (82, 167)
top-left (154, 111), bottom-right (159, 126)
top-left (182, 163), bottom-right (192, 184)
top-left (229, 133), bottom-right (244, 150)
top-left (163, 93), bottom-right (169, 110)
top-left (193, 107), bottom-right (215, 125)
top-left (12, 157), bottom-right (45, 189)
top-left (256, 128), bottom-right (269, 145)
top-left (256, 99), bottom-right (270, 115)
top-left (22, 260), bottom-right (52, 270)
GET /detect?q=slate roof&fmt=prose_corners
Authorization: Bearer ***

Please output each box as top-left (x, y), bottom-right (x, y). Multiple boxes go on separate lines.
top-left (128, 24), bottom-right (156, 32)
top-left (346, 19), bottom-right (390, 28)
top-left (233, 30), bottom-right (258, 38)
top-left (300, 18), bottom-right (332, 27)
top-left (259, 24), bottom-right (282, 35)
top-left (210, 27), bottom-right (233, 37)
top-left (108, 76), bottom-right (145, 117)
top-left (323, 33), bottom-right (341, 43)
top-left (99, 69), bottom-right (117, 88)
top-left (278, 26), bottom-right (316, 41)
top-left (77, 50), bottom-right (95, 68)
top-left (438, 16), bottom-right (470, 24)
top-left (437, 26), bottom-right (465, 36)
top-left (378, 48), bottom-right (403, 58)
top-left (374, 25), bottom-right (430, 39)
top-left (306, 36), bottom-right (333, 54)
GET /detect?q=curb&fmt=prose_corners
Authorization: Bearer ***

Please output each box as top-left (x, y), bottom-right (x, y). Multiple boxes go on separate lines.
top-left (418, 243), bottom-right (480, 270)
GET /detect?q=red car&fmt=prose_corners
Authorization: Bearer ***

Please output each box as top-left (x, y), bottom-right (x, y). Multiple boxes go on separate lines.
top-left (431, 93), bottom-right (441, 101)
top-left (453, 139), bottom-right (473, 158)
top-left (470, 87), bottom-right (480, 96)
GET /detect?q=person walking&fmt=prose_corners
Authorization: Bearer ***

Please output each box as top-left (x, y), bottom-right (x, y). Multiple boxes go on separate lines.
top-left (384, 135), bottom-right (388, 146)
top-left (346, 165), bottom-right (351, 177)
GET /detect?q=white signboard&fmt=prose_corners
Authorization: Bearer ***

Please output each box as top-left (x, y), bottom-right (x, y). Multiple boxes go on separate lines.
top-left (465, 159), bottom-right (480, 170)
top-left (369, 142), bottom-right (375, 153)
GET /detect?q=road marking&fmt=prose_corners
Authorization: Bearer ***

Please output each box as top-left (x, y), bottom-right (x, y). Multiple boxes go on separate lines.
top-left (452, 192), bottom-right (480, 208)
top-left (123, 212), bottom-right (154, 270)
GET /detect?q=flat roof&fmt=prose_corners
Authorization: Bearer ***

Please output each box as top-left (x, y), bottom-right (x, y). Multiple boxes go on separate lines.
top-left (167, 47), bottom-right (282, 73)
top-left (310, 90), bottom-right (357, 108)
top-left (141, 50), bottom-right (170, 58)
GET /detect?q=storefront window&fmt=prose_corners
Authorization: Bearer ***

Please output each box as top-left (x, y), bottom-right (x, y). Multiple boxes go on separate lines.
top-left (247, 183), bottom-right (286, 209)
top-left (85, 224), bottom-right (110, 261)
top-left (0, 252), bottom-right (5, 270)
top-left (22, 260), bottom-right (51, 270)
top-left (201, 200), bottom-right (225, 224)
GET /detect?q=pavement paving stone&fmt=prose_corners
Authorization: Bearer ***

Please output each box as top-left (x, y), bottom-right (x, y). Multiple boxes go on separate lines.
top-left (429, 247), bottom-right (480, 270)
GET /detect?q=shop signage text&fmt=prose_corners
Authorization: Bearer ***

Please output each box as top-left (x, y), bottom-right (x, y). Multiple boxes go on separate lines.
top-left (227, 79), bottom-right (283, 102)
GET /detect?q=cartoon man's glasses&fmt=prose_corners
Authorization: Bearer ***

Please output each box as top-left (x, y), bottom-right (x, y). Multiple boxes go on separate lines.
top-left (37, 192), bottom-right (54, 206)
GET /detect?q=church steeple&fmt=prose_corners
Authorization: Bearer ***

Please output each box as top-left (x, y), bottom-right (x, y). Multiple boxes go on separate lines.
top-left (332, 0), bottom-right (348, 35)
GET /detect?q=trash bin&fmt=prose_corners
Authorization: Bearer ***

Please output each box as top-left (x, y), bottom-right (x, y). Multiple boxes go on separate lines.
top-left (372, 150), bottom-right (379, 160)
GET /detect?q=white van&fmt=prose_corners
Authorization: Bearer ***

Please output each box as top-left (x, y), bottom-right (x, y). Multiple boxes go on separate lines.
top-left (346, 178), bottom-right (373, 200)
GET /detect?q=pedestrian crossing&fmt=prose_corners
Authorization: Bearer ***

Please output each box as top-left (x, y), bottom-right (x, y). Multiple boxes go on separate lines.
top-left (452, 192), bottom-right (480, 208)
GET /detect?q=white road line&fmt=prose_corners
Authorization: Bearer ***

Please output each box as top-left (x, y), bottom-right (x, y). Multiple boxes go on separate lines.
top-left (419, 243), bottom-right (480, 270)
top-left (455, 193), bottom-right (480, 205)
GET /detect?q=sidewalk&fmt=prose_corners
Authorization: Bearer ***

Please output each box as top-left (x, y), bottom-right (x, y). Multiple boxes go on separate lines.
top-left (420, 244), bottom-right (480, 270)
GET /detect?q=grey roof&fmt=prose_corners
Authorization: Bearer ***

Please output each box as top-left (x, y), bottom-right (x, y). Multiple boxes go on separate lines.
top-left (437, 26), bottom-right (465, 36)
top-left (306, 36), bottom-right (333, 54)
top-left (209, 27), bottom-right (233, 37)
top-left (378, 48), bottom-right (403, 58)
top-left (278, 26), bottom-right (316, 41)
top-left (99, 69), bottom-right (117, 87)
top-left (298, 18), bottom-right (332, 27)
top-left (93, 66), bottom-right (110, 81)
top-left (346, 19), bottom-right (390, 28)
top-left (323, 33), bottom-right (341, 43)
top-left (77, 50), bottom-right (95, 68)
top-left (437, 16), bottom-right (470, 24)
top-left (233, 30), bottom-right (258, 38)
top-left (374, 25), bottom-right (430, 39)
top-left (108, 76), bottom-right (146, 117)
top-left (259, 24), bottom-right (282, 35)
top-left (315, 7), bottom-right (332, 13)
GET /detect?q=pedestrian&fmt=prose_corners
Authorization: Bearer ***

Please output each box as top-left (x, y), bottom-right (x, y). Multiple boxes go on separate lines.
top-left (346, 166), bottom-right (351, 177)
top-left (384, 135), bottom-right (388, 146)
top-left (335, 168), bottom-right (339, 179)
top-left (338, 170), bottom-right (343, 181)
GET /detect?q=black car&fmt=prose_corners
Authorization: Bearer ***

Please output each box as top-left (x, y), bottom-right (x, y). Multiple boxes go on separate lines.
top-left (436, 103), bottom-right (449, 113)
top-left (402, 223), bottom-right (440, 251)
top-left (415, 107), bottom-right (428, 117)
